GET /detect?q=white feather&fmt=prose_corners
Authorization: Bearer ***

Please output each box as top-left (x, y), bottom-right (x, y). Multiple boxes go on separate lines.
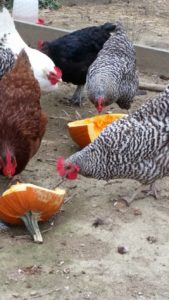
top-left (0, 8), bottom-right (60, 92)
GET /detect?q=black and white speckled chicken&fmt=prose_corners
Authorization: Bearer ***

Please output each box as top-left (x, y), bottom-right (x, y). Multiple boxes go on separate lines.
top-left (85, 22), bottom-right (139, 113)
top-left (57, 85), bottom-right (169, 203)
top-left (0, 47), bottom-right (15, 79)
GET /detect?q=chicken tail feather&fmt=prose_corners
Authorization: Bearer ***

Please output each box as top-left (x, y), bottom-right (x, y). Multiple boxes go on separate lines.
top-left (101, 22), bottom-right (117, 33)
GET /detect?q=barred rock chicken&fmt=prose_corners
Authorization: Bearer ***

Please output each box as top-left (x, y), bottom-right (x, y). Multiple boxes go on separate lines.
top-left (0, 7), bottom-right (62, 92)
top-left (39, 22), bottom-right (117, 105)
top-left (85, 22), bottom-right (139, 113)
top-left (0, 49), bottom-right (47, 177)
top-left (57, 86), bottom-right (169, 203)
top-left (0, 47), bottom-right (15, 79)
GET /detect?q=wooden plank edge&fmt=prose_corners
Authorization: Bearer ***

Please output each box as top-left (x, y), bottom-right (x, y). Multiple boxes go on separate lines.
top-left (15, 21), bottom-right (169, 76)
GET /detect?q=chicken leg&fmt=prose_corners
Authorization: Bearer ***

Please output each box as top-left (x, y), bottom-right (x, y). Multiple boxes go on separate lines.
top-left (122, 181), bottom-right (158, 206)
top-left (69, 85), bottom-right (85, 106)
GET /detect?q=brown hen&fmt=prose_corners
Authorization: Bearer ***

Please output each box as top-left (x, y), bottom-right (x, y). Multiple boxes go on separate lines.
top-left (0, 49), bottom-right (48, 177)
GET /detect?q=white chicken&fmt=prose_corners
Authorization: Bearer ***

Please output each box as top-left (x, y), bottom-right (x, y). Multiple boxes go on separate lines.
top-left (0, 7), bottom-right (62, 92)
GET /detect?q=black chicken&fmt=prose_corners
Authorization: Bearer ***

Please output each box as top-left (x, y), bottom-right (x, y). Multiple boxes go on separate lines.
top-left (39, 22), bottom-right (116, 105)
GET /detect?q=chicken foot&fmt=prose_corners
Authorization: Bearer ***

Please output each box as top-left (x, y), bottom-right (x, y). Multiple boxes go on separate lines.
top-left (121, 181), bottom-right (158, 206)
top-left (69, 85), bottom-right (85, 106)
top-left (141, 182), bottom-right (159, 199)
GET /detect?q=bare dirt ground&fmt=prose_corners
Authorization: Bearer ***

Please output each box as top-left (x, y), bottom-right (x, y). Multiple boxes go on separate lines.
top-left (40, 0), bottom-right (169, 48)
top-left (0, 1), bottom-right (169, 300)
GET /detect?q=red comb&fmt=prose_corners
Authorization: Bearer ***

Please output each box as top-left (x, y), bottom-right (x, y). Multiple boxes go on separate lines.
top-left (54, 66), bottom-right (62, 80)
top-left (96, 97), bottom-right (103, 113)
top-left (56, 156), bottom-right (65, 177)
top-left (67, 164), bottom-right (80, 180)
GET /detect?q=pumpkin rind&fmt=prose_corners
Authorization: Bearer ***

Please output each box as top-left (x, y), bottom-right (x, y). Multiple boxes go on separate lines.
top-left (0, 183), bottom-right (66, 243)
top-left (68, 113), bottom-right (127, 148)
top-left (0, 184), bottom-right (65, 224)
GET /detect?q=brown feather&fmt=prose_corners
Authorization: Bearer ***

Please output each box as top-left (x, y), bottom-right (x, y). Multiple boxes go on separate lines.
top-left (0, 49), bottom-right (48, 175)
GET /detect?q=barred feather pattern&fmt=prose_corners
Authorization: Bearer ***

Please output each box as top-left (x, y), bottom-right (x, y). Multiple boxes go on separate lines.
top-left (66, 86), bottom-right (169, 185)
top-left (85, 22), bottom-right (139, 110)
top-left (0, 47), bottom-right (15, 79)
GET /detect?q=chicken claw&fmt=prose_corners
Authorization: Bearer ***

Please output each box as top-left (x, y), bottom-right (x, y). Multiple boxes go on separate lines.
top-left (121, 182), bottom-right (159, 206)
top-left (69, 85), bottom-right (85, 106)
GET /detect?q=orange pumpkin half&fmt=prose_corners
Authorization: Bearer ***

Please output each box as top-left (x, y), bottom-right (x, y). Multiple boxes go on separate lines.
top-left (68, 113), bottom-right (127, 148)
top-left (0, 183), bottom-right (66, 243)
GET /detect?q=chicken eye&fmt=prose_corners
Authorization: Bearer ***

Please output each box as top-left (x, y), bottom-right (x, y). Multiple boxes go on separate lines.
top-left (65, 165), bottom-right (71, 170)
top-left (50, 72), bottom-right (56, 77)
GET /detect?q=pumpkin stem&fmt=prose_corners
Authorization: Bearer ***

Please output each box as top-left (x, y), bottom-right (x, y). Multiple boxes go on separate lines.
top-left (20, 211), bottom-right (43, 243)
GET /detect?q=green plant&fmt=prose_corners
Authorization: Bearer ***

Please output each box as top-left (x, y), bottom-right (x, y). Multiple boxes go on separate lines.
top-left (39, 0), bottom-right (61, 9)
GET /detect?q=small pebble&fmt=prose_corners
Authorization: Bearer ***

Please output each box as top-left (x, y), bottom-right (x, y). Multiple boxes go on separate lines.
top-left (30, 291), bottom-right (38, 296)
top-left (133, 208), bottom-right (142, 216)
top-left (113, 199), bottom-right (129, 209)
top-left (138, 291), bottom-right (144, 296)
top-left (117, 246), bottom-right (129, 254)
top-left (37, 158), bottom-right (42, 162)
top-left (146, 236), bottom-right (157, 244)
top-left (12, 293), bottom-right (20, 298)
top-left (92, 218), bottom-right (104, 227)
top-left (63, 268), bottom-right (70, 274)
top-left (159, 74), bottom-right (169, 80)
top-left (61, 241), bottom-right (67, 246)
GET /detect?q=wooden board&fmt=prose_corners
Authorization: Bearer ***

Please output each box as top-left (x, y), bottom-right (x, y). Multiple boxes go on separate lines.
top-left (15, 21), bottom-right (169, 76)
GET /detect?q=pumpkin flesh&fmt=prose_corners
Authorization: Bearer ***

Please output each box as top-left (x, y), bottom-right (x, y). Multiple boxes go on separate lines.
top-left (68, 114), bottom-right (126, 148)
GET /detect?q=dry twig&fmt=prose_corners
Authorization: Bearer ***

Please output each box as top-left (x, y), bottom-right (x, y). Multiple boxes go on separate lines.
top-left (31, 288), bottom-right (61, 298)
top-left (64, 192), bottom-right (77, 204)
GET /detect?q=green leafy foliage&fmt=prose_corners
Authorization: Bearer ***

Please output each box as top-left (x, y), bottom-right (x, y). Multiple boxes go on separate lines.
top-left (39, 0), bottom-right (61, 9)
